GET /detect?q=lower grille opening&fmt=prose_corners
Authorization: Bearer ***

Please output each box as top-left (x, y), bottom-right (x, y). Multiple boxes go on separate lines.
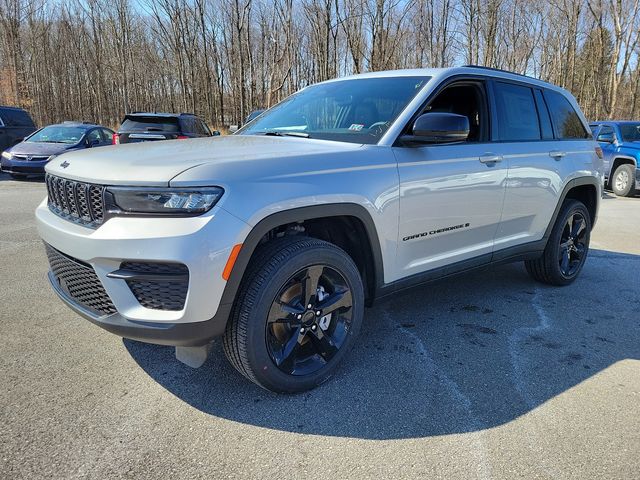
top-left (45, 244), bottom-right (117, 316)
top-left (121, 262), bottom-right (189, 311)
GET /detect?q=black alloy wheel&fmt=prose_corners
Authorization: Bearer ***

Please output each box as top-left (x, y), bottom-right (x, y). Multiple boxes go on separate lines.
top-left (223, 236), bottom-right (364, 393)
top-left (266, 264), bottom-right (353, 376)
top-left (524, 199), bottom-right (591, 286)
top-left (558, 212), bottom-right (588, 277)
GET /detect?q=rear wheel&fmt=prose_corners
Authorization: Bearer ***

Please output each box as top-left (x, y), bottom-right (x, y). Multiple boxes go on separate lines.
top-left (611, 164), bottom-right (636, 197)
top-left (525, 199), bottom-right (591, 286)
top-left (223, 236), bottom-right (364, 393)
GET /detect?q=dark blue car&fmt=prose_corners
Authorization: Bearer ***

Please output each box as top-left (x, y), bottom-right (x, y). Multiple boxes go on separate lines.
top-left (1, 122), bottom-right (114, 178)
top-left (590, 121), bottom-right (640, 197)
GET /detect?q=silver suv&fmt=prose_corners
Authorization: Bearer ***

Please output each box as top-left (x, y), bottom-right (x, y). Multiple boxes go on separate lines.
top-left (37, 67), bottom-right (603, 393)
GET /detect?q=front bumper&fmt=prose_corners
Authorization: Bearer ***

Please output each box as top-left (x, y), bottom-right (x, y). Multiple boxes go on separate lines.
top-left (36, 199), bottom-right (250, 345)
top-left (1, 157), bottom-right (48, 175)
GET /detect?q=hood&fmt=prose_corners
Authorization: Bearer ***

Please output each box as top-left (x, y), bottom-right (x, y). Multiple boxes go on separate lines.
top-left (9, 141), bottom-right (78, 157)
top-left (45, 135), bottom-right (363, 186)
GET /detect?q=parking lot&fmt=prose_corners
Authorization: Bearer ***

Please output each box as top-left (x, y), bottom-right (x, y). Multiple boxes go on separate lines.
top-left (1, 172), bottom-right (638, 479)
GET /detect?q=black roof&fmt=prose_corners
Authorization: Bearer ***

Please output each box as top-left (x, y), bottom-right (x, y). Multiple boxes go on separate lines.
top-left (0, 105), bottom-right (29, 111)
top-left (126, 112), bottom-right (197, 117)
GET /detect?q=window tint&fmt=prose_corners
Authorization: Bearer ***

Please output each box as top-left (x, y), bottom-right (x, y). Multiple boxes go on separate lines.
top-left (619, 123), bottom-right (640, 142)
top-left (121, 116), bottom-right (179, 133)
top-left (100, 129), bottom-right (113, 142)
top-left (86, 129), bottom-right (102, 144)
top-left (1, 108), bottom-right (34, 127)
top-left (543, 90), bottom-right (589, 139)
top-left (534, 90), bottom-right (553, 139)
top-left (493, 82), bottom-right (540, 141)
top-left (197, 120), bottom-right (211, 136)
top-left (180, 117), bottom-right (196, 134)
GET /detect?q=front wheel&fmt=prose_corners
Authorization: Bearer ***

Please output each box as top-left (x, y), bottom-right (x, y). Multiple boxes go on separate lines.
top-left (611, 164), bottom-right (636, 197)
top-left (223, 236), bottom-right (364, 393)
top-left (525, 199), bottom-right (591, 286)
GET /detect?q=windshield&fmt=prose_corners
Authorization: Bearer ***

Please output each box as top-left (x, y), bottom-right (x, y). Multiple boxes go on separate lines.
top-left (239, 76), bottom-right (429, 144)
top-left (619, 123), bottom-right (640, 142)
top-left (28, 126), bottom-right (86, 144)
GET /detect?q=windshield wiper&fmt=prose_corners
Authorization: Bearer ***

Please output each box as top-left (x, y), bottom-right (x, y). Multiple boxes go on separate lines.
top-left (262, 130), bottom-right (310, 138)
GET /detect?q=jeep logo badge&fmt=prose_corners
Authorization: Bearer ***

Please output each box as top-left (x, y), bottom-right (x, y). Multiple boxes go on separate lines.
top-left (60, 160), bottom-right (70, 168)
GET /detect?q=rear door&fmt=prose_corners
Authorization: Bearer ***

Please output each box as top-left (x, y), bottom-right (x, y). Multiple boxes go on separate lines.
top-left (117, 116), bottom-right (180, 143)
top-left (488, 81), bottom-right (560, 252)
top-left (491, 84), bottom-right (592, 253)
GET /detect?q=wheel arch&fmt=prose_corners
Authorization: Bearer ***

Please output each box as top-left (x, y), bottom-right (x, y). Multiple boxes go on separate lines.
top-left (610, 155), bottom-right (637, 177)
top-left (544, 177), bottom-right (600, 241)
top-left (218, 203), bottom-right (384, 321)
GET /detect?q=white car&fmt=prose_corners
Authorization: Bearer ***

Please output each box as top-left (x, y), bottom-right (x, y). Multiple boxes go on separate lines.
top-left (37, 66), bottom-right (603, 392)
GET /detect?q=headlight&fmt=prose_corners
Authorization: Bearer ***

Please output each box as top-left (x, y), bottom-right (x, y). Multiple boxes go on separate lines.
top-left (107, 187), bottom-right (223, 215)
top-left (1, 151), bottom-right (13, 160)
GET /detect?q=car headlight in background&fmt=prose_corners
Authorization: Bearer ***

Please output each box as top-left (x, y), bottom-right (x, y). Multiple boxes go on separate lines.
top-left (1, 151), bottom-right (13, 160)
top-left (107, 187), bottom-right (224, 215)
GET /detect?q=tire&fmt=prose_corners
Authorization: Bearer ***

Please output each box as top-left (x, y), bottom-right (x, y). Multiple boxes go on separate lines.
top-left (524, 199), bottom-right (591, 286)
top-left (610, 164), bottom-right (636, 197)
top-left (223, 236), bottom-right (364, 393)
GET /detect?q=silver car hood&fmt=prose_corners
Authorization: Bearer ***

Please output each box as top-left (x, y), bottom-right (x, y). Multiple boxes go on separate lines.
top-left (44, 135), bottom-right (362, 186)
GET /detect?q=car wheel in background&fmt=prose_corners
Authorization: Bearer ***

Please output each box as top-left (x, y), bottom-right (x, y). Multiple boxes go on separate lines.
top-left (611, 164), bottom-right (636, 197)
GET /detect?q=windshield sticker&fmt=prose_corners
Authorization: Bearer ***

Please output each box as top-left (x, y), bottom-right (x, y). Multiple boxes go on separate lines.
top-left (349, 124), bottom-right (364, 131)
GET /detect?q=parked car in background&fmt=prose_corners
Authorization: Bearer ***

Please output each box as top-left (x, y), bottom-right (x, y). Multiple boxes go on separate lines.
top-left (0, 106), bottom-right (36, 154)
top-left (590, 121), bottom-right (640, 197)
top-left (38, 66), bottom-right (602, 393)
top-left (1, 122), bottom-right (113, 178)
top-left (113, 112), bottom-right (219, 144)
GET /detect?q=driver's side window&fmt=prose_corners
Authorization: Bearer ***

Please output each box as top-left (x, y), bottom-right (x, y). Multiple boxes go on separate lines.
top-left (422, 82), bottom-right (488, 142)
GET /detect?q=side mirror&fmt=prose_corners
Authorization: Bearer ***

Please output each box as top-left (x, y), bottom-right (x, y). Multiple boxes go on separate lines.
top-left (402, 112), bottom-right (470, 144)
top-left (596, 132), bottom-right (615, 144)
top-left (212, 130), bottom-right (221, 136)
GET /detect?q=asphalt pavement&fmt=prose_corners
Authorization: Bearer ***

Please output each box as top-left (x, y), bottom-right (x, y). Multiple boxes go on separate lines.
top-left (1, 172), bottom-right (638, 479)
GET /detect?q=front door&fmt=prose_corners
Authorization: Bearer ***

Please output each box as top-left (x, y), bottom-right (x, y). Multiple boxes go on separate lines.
top-left (392, 80), bottom-right (507, 280)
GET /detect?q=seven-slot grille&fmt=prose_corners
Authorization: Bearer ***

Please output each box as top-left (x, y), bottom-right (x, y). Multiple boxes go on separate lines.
top-left (45, 174), bottom-right (105, 227)
top-left (45, 243), bottom-right (117, 317)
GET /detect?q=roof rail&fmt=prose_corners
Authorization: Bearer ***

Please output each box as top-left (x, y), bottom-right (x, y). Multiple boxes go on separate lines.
top-left (462, 65), bottom-right (536, 80)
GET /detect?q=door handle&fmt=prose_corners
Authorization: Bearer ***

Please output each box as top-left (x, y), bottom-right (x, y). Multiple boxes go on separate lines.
top-left (479, 153), bottom-right (503, 164)
top-left (549, 150), bottom-right (566, 160)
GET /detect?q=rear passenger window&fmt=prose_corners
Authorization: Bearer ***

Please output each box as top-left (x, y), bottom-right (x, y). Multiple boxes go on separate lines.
top-left (493, 82), bottom-right (540, 141)
top-left (543, 90), bottom-right (590, 139)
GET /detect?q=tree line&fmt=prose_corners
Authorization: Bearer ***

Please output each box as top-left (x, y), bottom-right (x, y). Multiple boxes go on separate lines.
top-left (0, 0), bottom-right (639, 130)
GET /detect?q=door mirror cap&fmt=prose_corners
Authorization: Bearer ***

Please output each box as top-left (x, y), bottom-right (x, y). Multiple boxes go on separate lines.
top-left (212, 130), bottom-right (221, 136)
top-left (402, 112), bottom-right (470, 144)
top-left (596, 132), bottom-right (615, 144)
